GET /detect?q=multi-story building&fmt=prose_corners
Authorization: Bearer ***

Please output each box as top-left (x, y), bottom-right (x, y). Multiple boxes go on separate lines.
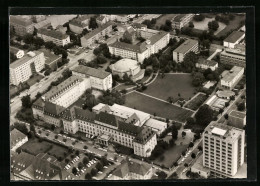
top-left (172, 14), bottom-right (194, 30)
top-left (220, 48), bottom-right (245, 68)
top-left (10, 129), bottom-right (28, 152)
top-left (10, 46), bottom-right (25, 59)
top-left (80, 22), bottom-right (113, 47)
top-left (111, 159), bottom-right (153, 180)
top-left (109, 31), bottom-right (169, 63)
top-left (223, 31), bottom-right (245, 49)
top-left (196, 59), bottom-right (218, 71)
top-left (173, 39), bottom-right (199, 63)
top-left (42, 76), bottom-right (91, 108)
top-left (38, 49), bottom-right (61, 71)
top-left (228, 110), bottom-right (246, 129)
top-left (72, 65), bottom-right (112, 91)
top-left (10, 51), bottom-right (45, 85)
top-left (203, 122), bottom-right (245, 178)
top-left (96, 15), bottom-right (108, 26)
top-left (10, 15), bottom-right (35, 36)
top-left (220, 66), bottom-right (244, 90)
top-left (69, 15), bottom-right (91, 34)
top-left (37, 28), bottom-right (70, 46)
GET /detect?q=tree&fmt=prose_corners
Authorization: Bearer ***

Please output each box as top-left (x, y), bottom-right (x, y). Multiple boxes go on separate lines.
top-left (83, 157), bottom-right (90, 165)
top-left (173, 162), bottom-right (178, 167)
top-left (65, 158), bottom-right (70, 164)
top-left (171, 126), bottom-right (178, 140)
top-left (151, 18), bottom-right (157, 24)
top-left (193, 14), bottom-right (205, 22)
top-left (219, 108), bottom-right (224, 115)
top-left (100, 157), bottom-right (108, 166)
top-left (225, 102), bottom-right (230, 107)
top-left (91, 168), bottom-right (97, 176)
top-left (142, 20), bottom-right (152, 29)
top-left (44, 41), bottom-right (56, 50)
top-left (167, 96), bottom-right (174, 104)
top-left (189, 142), bottom-right (194, 148)
top-left (184, 163), bottom-right (189, 167)
top-left (189, 21), bottom-right (194, 28)
top-left (23, 34), bottom-right (34, 45)
top-left (85, 173), bottom-right (92, 180)
top-left (195, 104), bottom-right (214, 126)
top-left (89, 17), bottom-right (98, 29)
top-left (237, 101), bottom-right (245, 111)
top-left (182, 151), bottom-right (186, 156)
top-left (62, 68), bottom-right (72, 79)
top-left (191, 153), bottom-right (196, 159)
top-left (96, 162), bottom-right (103, 171)
top-left (13, 122), bottom-right (29, 134)
top-left (183, 52), bottom-right (199, 72)
top-left (186, 117), bottom-right (195, 126)
top-left (78, 162), bottom-right (84, 170)
top-left (35, 92), bottom-right (42, 100)
top-left (72, 167), bottom-right (77, 175)
top-left (34, 37), bottom-right (44, 47)
top-left (198, 146), bottom-right (203, 151)
top-left (157, 171), bottom-right (167, 179)
top-left (208, 20), bottom-right (219, 31)
top-left (55, 135), bottom-right (58, 139)
top-left (82, 28), bottom-right (89, 35)
top-left (96, 55), bottom-right (107, 64)
top-left (182, 131), bottom-right (186, 138)
top-left (21, 95), bottom-right (31, 108)
top-left (224, 113), bottom-right (229, 120)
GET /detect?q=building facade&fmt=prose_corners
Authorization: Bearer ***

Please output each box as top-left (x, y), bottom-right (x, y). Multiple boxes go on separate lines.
top-left (10, 129), bottom-right (28, 152)
top-left (203, 122), bottom-right (245, 178)
top-left (196, 59), bottom-right (218, 71)
top-left (10, 51), bottom-right (45, 85)
top-left (220, 66), bottom-right (244, 90)
top-left (173, 39), bottom-right (199, 63)
top-left (223, 31), bottom-right (245, 49)
top-left (228, 110), bottom-right (246, 129)
top-left (220, 48), bottom-right (246, 68)
top-left (172, 14), bottom-right (194, 30)
top-left (37, 28), bottom-right (70, 46)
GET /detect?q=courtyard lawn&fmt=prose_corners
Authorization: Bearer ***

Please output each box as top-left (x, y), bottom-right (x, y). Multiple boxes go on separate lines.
top-left (192, 17), bottom-right (226, 35)
top-left (153, 14), bottom-right (177, 29)
top-left (184, 93), bottom-right (208, 111)
top-left (125, 91), bottom-right (193, 123)
top-left (143, 74), bottom-right (196, 101)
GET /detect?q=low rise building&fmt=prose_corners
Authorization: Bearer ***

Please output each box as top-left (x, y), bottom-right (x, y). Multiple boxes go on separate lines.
top-left (72, 65), bottom-right (112, 91)
top-left (196, 59), bottom-right (218, 71)
top-left (37, 28), bottom-right (70, 46)
top-left (10, 129), bottom-right (28, 152)
top-left (33, 19), bottom-right (52, 30)
top-left (228, 110), bottom-right (246, 129)
top-left (96, 15), bottom-right (108, 26)
top-left (111, 159), bottom-right (153, 180)
top-left (173, 39), bottom-right (199, 63)
top-left (10, 46), bottom-right (25, 59)
top-left (172, 14), bottom-right (194, 30)
top-left (69, 15), bottom-right (91, 34)
top-left (10, 51), bottom-right (45, 85)
top-left (144, 118), bottom-right (167, 136)
top-left (80, 22), bottom-right (113, 47)
top-left (55, 25), bottom-right (67, 35)
top-left (216, 90), bottom-right (235, 99)
top-left (220, 66), bottom-right (244, 90)
top-left (220, 48), bottom-right (245, 68)
top-left (10, 15), bottom-right (35, 36)
top-left (38, 49), bottom-right (61, 70)
top-left (109, 58), bottom-right (145, 82)
top-left (223, 31), bottom-right (245, 49)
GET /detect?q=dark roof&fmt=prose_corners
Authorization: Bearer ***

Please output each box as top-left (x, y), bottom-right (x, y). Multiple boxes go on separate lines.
top-left (61, 106), bottom-right (96, 122)
top-left (38, 28), bottom-right (69, 40)
top-left (38, 48), bottom-right (61, 65)
top-left (149, 31), bottom-right (168, 45)
top-left (112, 161), bottom-right (129, 178)
top-left (134, 127), bottom-right (154, 144)
top-left (10, 16), bottom-right (33, 27)
top-left (12, 152), bottom-right (35, 174)
top-left (95, 112), bottom-right (118, 127)
top-left (72, 65), bottom-right (111, 79)
top-left (109, 41), bottom-right (147, 53)
top-left (81, 21), bottom-right (113, 40)
top-left (32, 98), bottom-right (45, 109)
top-left (44, 101), bottom-right (66, 116)
top-left (10, 129), bottom-right (27, 149)
top-left (224, 31), bottom-right (245, 43)
top-left (118, 121), bottom-right (142, 136)
top-left (173, 39), bottom-right (198, 54)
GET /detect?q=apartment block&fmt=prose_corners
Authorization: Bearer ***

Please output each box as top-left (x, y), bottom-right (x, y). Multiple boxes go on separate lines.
top-left (10, 51), bottom-right (45, 85)
top-left (196, 59), bottom-right (218, 71)
top-left (220, 66), bottom-right (244, 90)
top-left (173, 39), bottom-right (199, 63)
top-left (37, 28), bottom-right (70, 46)
top-left (172, 14), bottom-right (194, 30)
top-left (220, 48), bottom-right (246, 68)
top-left (203, 122), bottom-right (245, 178)
top-left (223, 31), bottom-right (245, 49)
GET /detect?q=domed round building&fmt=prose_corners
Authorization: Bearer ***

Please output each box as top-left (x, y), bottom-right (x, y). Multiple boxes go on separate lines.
top-left (109, 59), bottom-right (145, 82)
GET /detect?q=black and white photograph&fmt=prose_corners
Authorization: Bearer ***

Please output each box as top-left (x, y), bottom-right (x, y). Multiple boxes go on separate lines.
top-left (9, 11), bottom-right (251, 181)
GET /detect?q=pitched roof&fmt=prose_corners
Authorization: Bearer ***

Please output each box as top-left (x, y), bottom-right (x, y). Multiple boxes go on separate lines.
top-left (109, 41), bottom-right (147, 53)
top-left (44, 101), bottom-right (66, 116)
top-left (224, 31), bottom-right (245, 43)
top-left (38, 28), bottom-right (69, 40)
top-left (95, 112), bottom-right (118, 127)
top-left (32, 98), bottom-right (45, 109)
top-left (112, 161), bottom-right (129, 178)
top-left (72, 65), bottom-right (111, 79)
top-left (82, 21), bottom-right (113, 40)
top-left (61, 106), bottom-right (96, 122)
top-left (10, 129), bottom-right (27, 149)
top-left (12, 152), bottom-right (35, 174)
top-left (149, 31), bottom-right (168, 45)
top-left (134, 126), bottom-right (154, 145)
top-left (173, 39), bottom-right (198, 54)
top-left (10, 16), bottom-right (34, 27)
top-left (34, 19), bottom-right (51, 29)
top-left (118, 121), bottom-right (142, 136)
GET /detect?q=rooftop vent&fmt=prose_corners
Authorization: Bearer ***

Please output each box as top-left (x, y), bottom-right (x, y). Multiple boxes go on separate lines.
top-left (27, 51), bottom-right (36, 57)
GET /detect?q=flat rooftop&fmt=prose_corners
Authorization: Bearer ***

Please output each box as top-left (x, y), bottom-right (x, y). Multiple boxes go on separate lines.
top-left (144, 118), bottom-right (167, 131)
top-left (224, 31), bottom-right (245, 43)
top-left (221, 66), bottom-right (244, 82)
top-left (10, 51), bottom-right (43, 69)
top-left (72, 65), bottom-right (110, 79)
top-left (173, 39), bottom-right (198, 54)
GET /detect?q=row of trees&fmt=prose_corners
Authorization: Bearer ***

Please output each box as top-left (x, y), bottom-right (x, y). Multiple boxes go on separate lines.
top-left (98, 90), bottom-right (126, 106)
top-left (142, 18), bottom-right (157, 29)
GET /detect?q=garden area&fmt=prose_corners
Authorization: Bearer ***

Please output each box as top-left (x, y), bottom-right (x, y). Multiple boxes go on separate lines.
top-left (143, 73), bottom-right (196, 102)
top-left (125, 91), bottom-right (193, 123)
top-left (184, 93), bottom-right (208, 111)
top-left (192, 17), bottom-right (226, 35)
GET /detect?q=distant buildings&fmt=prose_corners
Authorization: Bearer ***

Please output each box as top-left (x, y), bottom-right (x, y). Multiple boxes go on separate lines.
top-left (173, 39), bottom-right (199, 63)
top-left (80, 22), bottom-right (113, 47)
top-left (203, 122), bottom-right (245, 178)
top-left (69, 15), bottom-right (91, 34)
top-left (111, 159), bottom-right (153, 180)
top-left (10, 51), bottom-right (45, 85)
top-left (10, 129), bottom-right (28, 152)
top-left (109, 58), bottom-right (145, 82)
top-left (96, 15), bottom-right (109, 26)
top-left (220, 66), bottom-right (244, 90)
top-left (33, 19), bottom-right (51, 30)
top-left (109, 31), bottom-right (169, 63)
top-left (38, 48), bottom-right (61, 70)
top-left (228, 110), bottom-right (246, 129)
top-left (116, 15), bottom-right (129, 23)
top-left (37, 28), bottom-right (70, 46)
top-left (171, 14), bottom-right (194, 30)
top-left (223, 31), bottom-right (245, 49)
top-left (220, 48), bottom-right (245, 68)
top-left (196, 59), bottom-right (218, 71)
top-left (10, 15), bottom-right (35, 36)
top-left (72, 65), bottom-right (112, 91)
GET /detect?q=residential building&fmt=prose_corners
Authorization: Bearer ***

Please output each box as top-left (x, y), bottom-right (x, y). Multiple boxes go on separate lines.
top-left (38, 49), bottom-right (61, 70)
top-left (55, 25), bottom-right (67, 35)
top-left (33, 19), bottom-right (52, 30)
top-left (31, 15), bottom-right (46, 23)
top-left (172, 14), bottom-right (194, 29)
top-left (96, 15), bottom-right (108, 26)
top-left (42, 76), bottom-right (91, 108)
top-left (10, 51), bottom-right (45, 85)
top-left (109, 31), bottom-right (169, 63)
top-left (10, 129), bottom-right (28, 152)
top-left (109, 58), bottom-right (145, 82)
top-left (10, 46), bottom-right (25, 59)
top-left (111, 159), bottom-right (153, 180)
top-left (69, 15), bottom-right (91, 34)
top-left (196, 59), bottom-right (218, 71)
top-left (173, 39), bottom-right (199, 63)
top-left (37, 28), bottom-right (70, 46)
top-left (72, 65), bottom-right (112, 91)
top-left (11, 152), bottom-right (63, 180)
top-left (191, 156), bottom-right (210, 178)
top-left (220, 48), bottom-right (245, 68)
top-left (220, 66), bottom-right (244, 90)
top-left (10, 15), bottom-right (35, 36)
top-left (116, 15), bottom-right (129, 23)
top-left (203, 122), bottom-right (245, 178)
top-left (80, 22), bottom-right (113, 47)
top-left (216, 90), bottom-right (235, 100)
top-left (223, 31), bottom-right (245, 49)
top-left (228, 110), bottom-right (246, 129)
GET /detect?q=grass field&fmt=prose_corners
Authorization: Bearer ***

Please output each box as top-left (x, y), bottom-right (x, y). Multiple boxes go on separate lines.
top-left (184, 93), bottom-right (208, 111)
top-left (153, 14), bottom-right (177, 29)
top-left (125, 91), bottom-right (193, 123)
top-left (143, 74), bottom-right (196, 101)
top-left (193, 17), bottom-right (226, 35)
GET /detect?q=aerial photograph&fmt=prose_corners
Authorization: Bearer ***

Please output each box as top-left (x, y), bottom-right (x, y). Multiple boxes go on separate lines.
top-left (9, 13), bottom-right (247, 180)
